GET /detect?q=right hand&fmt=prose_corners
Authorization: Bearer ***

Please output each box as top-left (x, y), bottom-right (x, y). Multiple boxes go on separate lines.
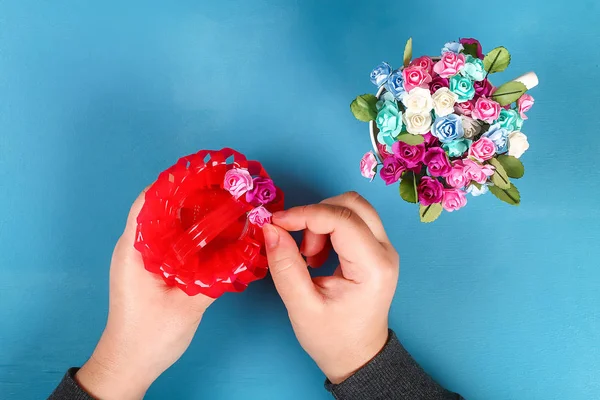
top-left (263, 192), bottom-right (400, 384)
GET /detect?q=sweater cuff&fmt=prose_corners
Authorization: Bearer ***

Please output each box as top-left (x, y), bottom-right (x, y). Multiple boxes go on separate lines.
top-left (325, 330), bottom-right (462, 400)
top-left (48, 368), bottom-right (94, 400)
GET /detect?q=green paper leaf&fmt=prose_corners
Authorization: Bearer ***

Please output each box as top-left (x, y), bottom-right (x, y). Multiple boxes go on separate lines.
top-left (489, 183), bottom-right (521, 206)
top-left (396, 133), bottom-right (425, 145)
top-left (403, 37), bottom-right (413, 67)
top-left (350, 94), bottom-right (378, 122)
top-left (462, 43), bottom-right (479, 58)
top-left (419, 203), bottom-right (443, 223)
top-left (399, 173), bottom-right (418, 204)
top-left (497, 155), bottom-right (525, 179)
top-left (491, 81), bottom-right (528, 107)
top-left (483, 46), bottom-right (511, 74)
top-left (489, 158), bottom-right (511, 189)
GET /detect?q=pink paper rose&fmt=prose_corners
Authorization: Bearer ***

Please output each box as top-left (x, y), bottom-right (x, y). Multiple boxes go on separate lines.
top-left (392, 142), bottom-right (425, 169)
top-left (469, 137), bottom-right (497, 162)
top-left (410, 56), bottom-right (434, 75)
top-left (518, 94), bottom-right (535, 120)
top-left (446, 160), bottom-right (469, 188)
top-left (460, 38), bottom-right (484, 59)
top-left (442, 189), bottom-right (468, 212)
top-left (377, 143), bottom-right (394, 159)
top-left (224, 168), bottom-right (253, 199)
top-left (360, 151), bottom-right (378, 181)
top-left (248, 206), bottom-right (272, 227)
top-left (380, 157), bottom-right (406, 185)
top-left (424, 147), bottom-right (452, 177)
top-left (402, 66), bottom-right (432, 92)
top-left (454, 100), bottom-right (475, 116)
top-left (433, 52), bottom-right (465, 79)
top-left (417, 176), bottom-right (444, 206)
top-left (472, 97), bottom-right (501, 123)
top-left (463, 159), bottom-right (495, 184)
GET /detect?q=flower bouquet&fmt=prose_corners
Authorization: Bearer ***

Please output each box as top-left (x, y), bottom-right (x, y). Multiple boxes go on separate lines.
top-left (352, 38), bottom-right (538, 223)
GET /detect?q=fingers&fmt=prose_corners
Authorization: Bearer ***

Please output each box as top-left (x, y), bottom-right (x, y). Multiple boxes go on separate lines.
top-left (263, 224), bottom-right (321, 311)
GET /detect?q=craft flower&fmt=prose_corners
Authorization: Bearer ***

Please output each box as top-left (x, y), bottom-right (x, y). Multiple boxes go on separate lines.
top-left (461, 116), bottom-right (483, 139)
top-left (445, 160), bottom-right (469, 188)
top-left (430, 76), bottom-right (449, 94)
top-left (442, 189), bottom-right (468, 212)
top-left (474, 79), bottom-right (495, 97)
top-left (424, 147), bottom-right (452, 177)
top-left (224, 168), bottom-right (254, 199)
top-left (360, 151), bottom-right (378, 180)
top-left (518, 94), bottom-right (535, 120)
top-left (403, 87), bottom-right (434, 114)
top-left (385, 69), bottom-right (407, 100)
top-left (454, 100), bottom-right (474, 116)
top-left (432, 114), bottom-right (464, 143)
top-left (404, 110), bottom-right (433, 135)
top-left (376, 100), bottom-right (403, 145)
top-left (402, 66), bottom-right (432, 92)
top-left (423, 132), bottom-right (440, 147)
top-left (433, 52), bottom-right (466, 78)
top-left (370, 62), bottom-right (392, 87)
top-left (442, 42), bottom-right (464, 54)
top-left (248, 206), bottom-right (272, 227)
top-left (483, 123), bottom-right (510, 153)
top-left (460, 38), bottom-right (484, 59)
top-left (380, 157), bottom-right (406, 185)
top-left (410, 56), bottom-right (434, 75)
top-left (496, 109), bottom-right (523, 132)
top-left (418, 176), bottom-right (444, 206)
top-left (392, 141), bottom-right (425, 168)
top-left (442, 138), bottom-right (472, 158)
top-left (472, 97), bottom-right (501, 123)
top-left (463, 159), bottom-right (495, 184)
top-left (246, 177), bottom-right (276, 205)
top-left (449, 75), bottom-right (476, 103)
top-left (377, 143), bottom-right (394, 159)
top-left (469, 137), bottom-right (497, 162)
top-left (461, 55), bottom-right (486, 82)
top-left (467, 183), bottom-right (489, 196)
top-left (432, 87), bottom-right (459, 117)
top-left (508, 131), bottom-right (530, 158)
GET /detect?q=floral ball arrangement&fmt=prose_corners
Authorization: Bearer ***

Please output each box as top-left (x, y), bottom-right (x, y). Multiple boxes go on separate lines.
top-left (352, 38), bottom-right (538, 222)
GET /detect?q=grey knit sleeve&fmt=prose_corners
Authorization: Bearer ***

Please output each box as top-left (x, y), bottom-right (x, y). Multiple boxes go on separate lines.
top-left (48, 368), bottom-right (94, 400)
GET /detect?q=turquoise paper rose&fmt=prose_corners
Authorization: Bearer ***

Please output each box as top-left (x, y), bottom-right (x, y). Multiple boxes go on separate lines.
top-left (461, 55), bottom-right (486, 82)
top-left (376, 100), bottom-right (403, 146)
top-left (496, 109), bottom-right (523, 132)
top-left (442, 138), bottom-right (472, 157)
top-left (449, 75), bottom-right (476, 103)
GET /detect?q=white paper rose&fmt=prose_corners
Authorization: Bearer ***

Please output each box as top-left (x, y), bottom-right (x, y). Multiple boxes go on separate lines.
top-left (404, 110), bottom-right (433, 135)
top-left (402, 87), bottom-right (434, 114)
top-left (432, 87), bottom-right (459, 117)
top-left (508, 131), bottom-right (530, 158)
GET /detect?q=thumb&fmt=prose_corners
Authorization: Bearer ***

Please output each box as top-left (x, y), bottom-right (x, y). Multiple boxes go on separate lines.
top-left (263, 224), bottom-right (320, 310)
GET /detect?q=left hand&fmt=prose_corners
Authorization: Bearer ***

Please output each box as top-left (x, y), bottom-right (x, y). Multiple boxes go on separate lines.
top-left (75, 188), bottom-right (215, 400)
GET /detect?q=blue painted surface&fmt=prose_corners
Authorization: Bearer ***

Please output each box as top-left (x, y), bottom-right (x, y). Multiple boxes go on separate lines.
top-left (0, 0), bottom-right (599, 398)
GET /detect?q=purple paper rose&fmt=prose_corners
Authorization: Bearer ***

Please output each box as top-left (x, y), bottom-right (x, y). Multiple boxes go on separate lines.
top-left (392, 142), bottom-right (425, 169)
top-left (429, 76), bottom-right (449, 94)
top-left (417, 176), bottom-right (444, 206)
top-left (246, 177), bottom-right (276, 205)
top-left (424, 147), bottom-right (452, 177)
top-left (460, 38), bottom-right (484, 59)
top-left (474, 79), bottom-right (495, 97)
top-left (379, 157), bottom-right (406, 185)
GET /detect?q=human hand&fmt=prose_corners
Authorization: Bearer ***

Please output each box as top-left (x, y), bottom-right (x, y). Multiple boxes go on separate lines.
top-left (75, 189), bottom-right (215, 399)
top-left (263, 192), bottom-right (399, 384)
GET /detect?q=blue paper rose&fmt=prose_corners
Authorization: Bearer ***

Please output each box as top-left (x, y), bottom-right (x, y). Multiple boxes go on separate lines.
top-left (385, 69), bottom-right (407, 100)
top-left (467, 183), bottom-right (489, 197)
top-left (449, 75), bottom-right (476, 103)
top-left (442, 42), bottom-right (464, 54)
top-left (370, 62), bottom-right (392, 87)
top-left (461, 55), bottom-right (486, 82)
top-left (483, 123), bottom-right (510, 153)
top-left (432, 114), bottom-right (465, 144)
top-left (442, 138), bottom-right (472, 157)
top-left (376, 100), bottom-right (403, 146)
top-left (496, 109), bottom-right (523, 132)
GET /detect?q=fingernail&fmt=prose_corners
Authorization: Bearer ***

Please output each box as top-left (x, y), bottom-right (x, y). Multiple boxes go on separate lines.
top-left (263, 224), bottom-right (280, 249)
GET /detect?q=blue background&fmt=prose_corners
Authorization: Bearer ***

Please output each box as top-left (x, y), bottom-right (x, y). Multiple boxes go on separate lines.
top-left (1, 1), bottom-right (599, 399)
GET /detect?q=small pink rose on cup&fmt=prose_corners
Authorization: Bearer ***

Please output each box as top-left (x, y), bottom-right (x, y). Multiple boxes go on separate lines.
top-left (472, 97), bottom-right (501, 123)
top-left (463, 159), bottom-right (495, 184)
top-left (442, 189), bottom-right (468, 212)
top-left (410, 56), bottom-right (434, 75)
top-left (518, 94), bottom-right (535, 120)
top-left (469, 137), bottom-right (497, 162)
top-left (224, 168), bottom-right (254, 199)
top-left (446, 160), bottom-right (469, 189)
top-left (360, 151), bottom-right (378, 181)
top-left (248, 206), bottom-right (272, 227)
top-left (433, 52), bottom-right (466, 79)
top-left (402, 66), bottom-right (433, 92)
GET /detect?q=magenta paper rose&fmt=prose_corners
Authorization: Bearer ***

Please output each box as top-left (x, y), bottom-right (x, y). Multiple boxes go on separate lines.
top-left (446, 160), bottom-right (469, 188)
top-left (224, 168), bottom-right (254, 199)
top-left (360, 151), bottom-right (378, 181)
top-left (424, 147), bottom-right (452, 177)
top-left (460, 38), bottom-right (484, 59)
top-left (463, 159), bottom-right (495, 184)
top-left (377, 143), bottom-right (394, 159)
top-left (474, 79), bottom-right (495, 97)
top-left (380, 157), bottom-right (406, 185)
top-left (417, 176), bottom-right (444, 206)
top-left (469, 137), bottom-right (497, 162)
top-left (246, 177), bottom-right (276, 205)
top-left (392, 142), bottom-right (425, 169)
top-left (472, 97), bottom-right (501, 123)
top-left (410, 56), bottom-right (434, 75)
top-left (454, 100), bottom-right (475, 116)
top-left (429, 76), bottom-right (449, 94)
top-left (402, 66), bottom-right (432, 92)
top-left (433, 52), bottom-right (465, 79)
top-left (518, 94), bottom-right (535, 120)
top-left (248, 206), bottom-right (272, 227)
top-left (442, 189), bottom-right (468, 212)
top-left (423, 132), bottom-right (440, 148)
